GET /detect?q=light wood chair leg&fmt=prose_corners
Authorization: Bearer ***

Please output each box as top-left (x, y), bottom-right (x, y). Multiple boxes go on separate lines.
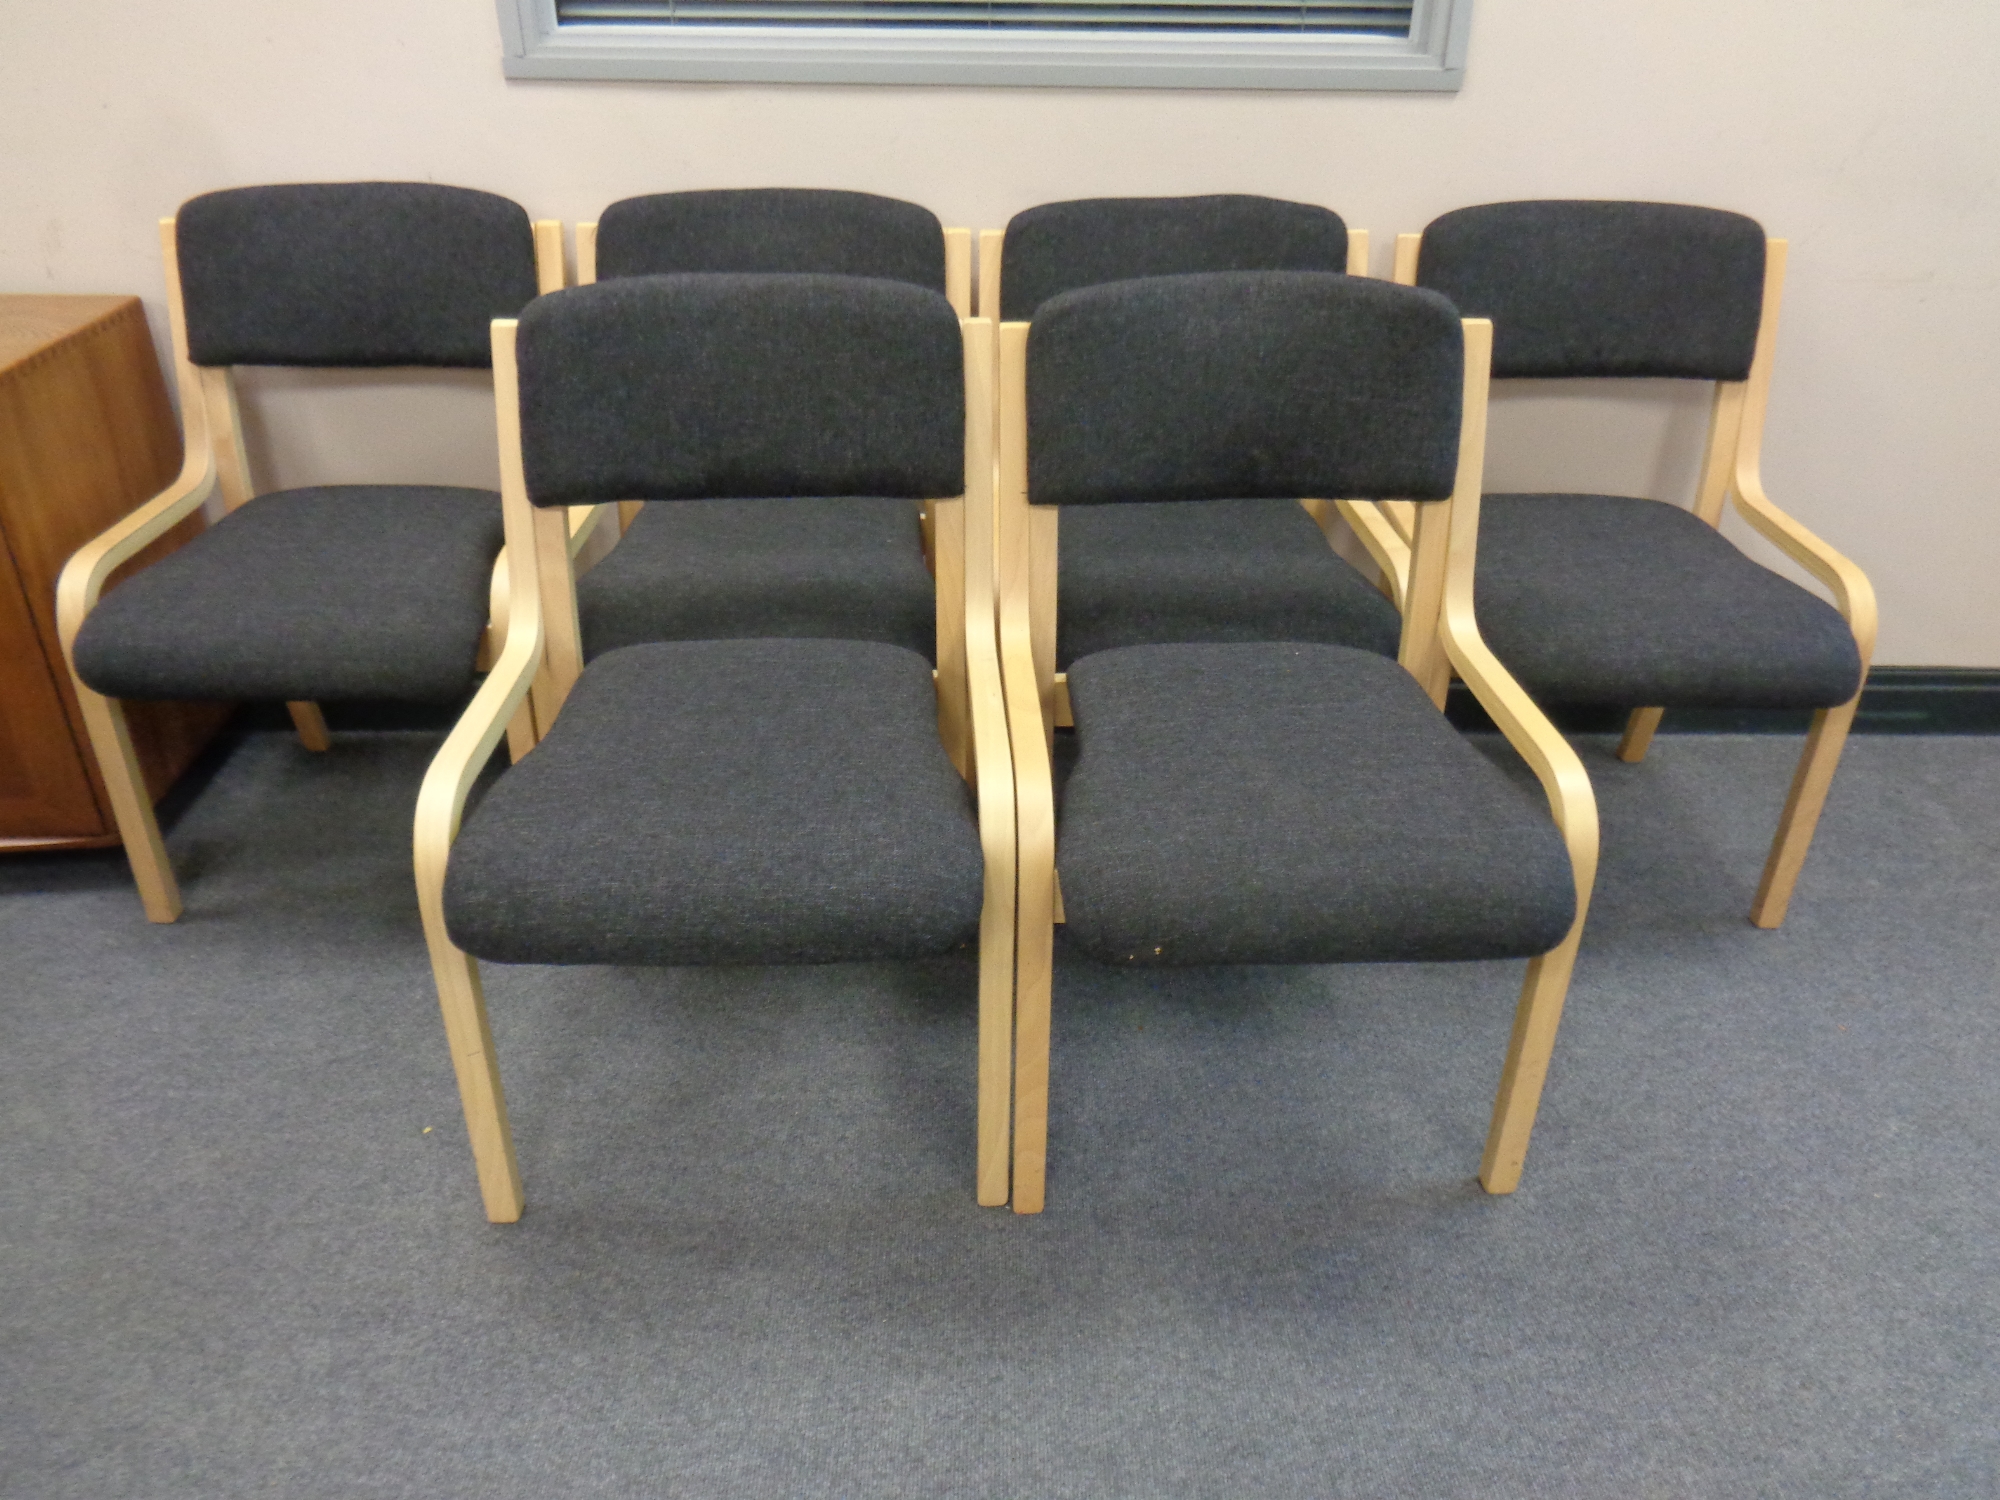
top-left (976, 865), bottom-right (1016, 1208)
top-left (616, 500), bottom-right (642, 535)
top-left (286, 701), bottom-right (332, 751)
top-left (1750, 696), bottom-right (1859, 930)
top-left (1616, 706), bottom-right (1665, 763)
top-left (421, 913), bottom-right (523, 1223)
top-left (76, 687), bottom-right (182, 923)
top-left (1478, 924), bottom-right (1583, 1195)
top-left (1010, 878), bottom-right (1056, 1215)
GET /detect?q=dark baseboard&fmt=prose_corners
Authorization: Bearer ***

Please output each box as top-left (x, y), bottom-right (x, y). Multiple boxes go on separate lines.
top-left (1446, 667), bottom-right (2000, 736)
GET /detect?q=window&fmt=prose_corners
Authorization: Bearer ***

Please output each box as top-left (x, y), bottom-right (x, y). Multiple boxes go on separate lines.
top-left (495, 0), bottom-right (1471, 90)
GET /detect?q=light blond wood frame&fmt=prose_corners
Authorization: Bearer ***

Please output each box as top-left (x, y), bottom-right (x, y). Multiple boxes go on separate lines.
top-left (415, 315), bottom-right (1017, 1222)
top-left (53, 215), bottom-right (563, 922)
top-left (995, 314), bottom-right (1600, 1211)
top-left (1386, 231), bottom-right (1876, 928)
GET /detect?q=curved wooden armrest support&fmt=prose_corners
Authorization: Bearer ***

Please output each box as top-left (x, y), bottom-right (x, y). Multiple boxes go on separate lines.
top-left (1333, 499), bottom-right (1413, 609)
top-left (1731, 474), bottom-right (1878, 663)
top-left (56, 452), bottom-right (217, 659)
top-left (1443, 618), bottom-right (1601, 910)
top-left (412, 609), bottom-right (546, 913)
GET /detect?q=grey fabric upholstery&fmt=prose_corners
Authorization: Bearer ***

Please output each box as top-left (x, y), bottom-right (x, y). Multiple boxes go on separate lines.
top-left (1056, 500), bottom-right (1400, 667)
top-left (1028, 272), bottom-right (1463, 508)
top-left (1416, 201), bottom-right (1766, 380)
top-left (72, 487), bottom-right (503, 702)
top-left (517, 275), bottom-right (963, 507)
top-left (999, 195), bottom-right (1348, 321)
top-left (443, 640), bottom-right (984, 967)
top-left (1474, 494), bottom-right (1864, 709)
top-left (176, 183), bottom-right (539, 369)
top-left (596, 189), bottom-right (946, 291)
top-left (578, 496), bottom-right (935, 662)
top-left (1058, 643), bottom-right (1576, 966)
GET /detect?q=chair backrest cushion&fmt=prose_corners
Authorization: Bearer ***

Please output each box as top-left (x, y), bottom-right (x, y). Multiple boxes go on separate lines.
top-left (1416, 200), bottom-right (1766, 380)
top-left (1000, 194), bottom-right (1349, 322)
top-left (1027, 272), bottom-right (1462, 507)
top-left (595, 188), bottom-right (946, 291)
top-left (177, 182), bottom-right (539, 369)
top-left (517, 274), bottom-right (964, 506)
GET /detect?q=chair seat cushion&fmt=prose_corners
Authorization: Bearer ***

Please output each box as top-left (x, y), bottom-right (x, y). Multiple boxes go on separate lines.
top-left (1058, 643), bottom-right (1576, 967)
top-left (73, 486), bottom-right (503, 702)
top-left (1475, 494), bottom-right (1864, 709)
top-left (577, 497), bottom-right (935, 661)
top-left (1056, 499), bottom-right (1400, 668)
top-left (444, 640), bottom-right (984, 967)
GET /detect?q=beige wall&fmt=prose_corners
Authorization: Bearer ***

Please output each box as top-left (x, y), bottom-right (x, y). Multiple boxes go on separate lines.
top-left (4, 0), bottom-right (1995, 662)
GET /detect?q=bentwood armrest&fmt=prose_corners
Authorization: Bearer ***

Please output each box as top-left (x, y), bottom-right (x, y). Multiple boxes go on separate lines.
top-left (412, 570), bottom-right (546, 897)
top-left (414, 318), bottom-right (549, 892)
top-left (1433, 318), bottom-right (1600, 904)
top-left (1441, 604), bottom-right (1601, 903)
top-left (1731, 477), bottom-right (1878, 659)
top-left (55, 440), bottom-right (217, 661)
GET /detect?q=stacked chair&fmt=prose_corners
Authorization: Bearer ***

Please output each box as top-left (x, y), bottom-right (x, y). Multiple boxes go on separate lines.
top-left (57, 183), bottom-right (562, 920)
top-left (63, 183), bottom-right (1870, 1222)
top-left (521, 189), bottom-right (979, 764)
top-left (993, 272), bottom-right (1597, 1212)
top-left (979, 196), bottom-right (1399, 723)
top-left (414, 274), bottom-right (1016, 1223)
top-left (1350, 201), bottom-right (1872, 926)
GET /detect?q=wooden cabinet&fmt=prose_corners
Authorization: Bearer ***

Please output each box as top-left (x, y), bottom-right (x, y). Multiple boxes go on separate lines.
top-left (0, 295), bottom-right (231, 850)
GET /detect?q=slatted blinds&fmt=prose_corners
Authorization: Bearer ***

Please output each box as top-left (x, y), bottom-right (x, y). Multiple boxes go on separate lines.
top-left (555, 1), bottom-right (1414, 36)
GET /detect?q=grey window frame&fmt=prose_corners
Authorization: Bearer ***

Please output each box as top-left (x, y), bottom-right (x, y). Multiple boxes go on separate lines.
top-left (494, 0), bottom-right (1471, 91)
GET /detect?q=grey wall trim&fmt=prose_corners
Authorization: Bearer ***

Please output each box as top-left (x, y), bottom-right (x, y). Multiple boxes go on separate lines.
top-left (1447, 669), bottom-right (2000, 738)
top-left (494, 0), bottom-right (1470, 91)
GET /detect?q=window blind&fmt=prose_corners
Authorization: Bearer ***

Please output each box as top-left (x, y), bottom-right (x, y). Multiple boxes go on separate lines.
top-left (556, 0), bottom-right (1415, 35)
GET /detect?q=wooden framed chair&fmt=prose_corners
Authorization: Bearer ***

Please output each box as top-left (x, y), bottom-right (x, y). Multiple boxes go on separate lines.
top-left (1362, 202), bottom-right (1873, 928)
top-left (522, 189), bottom-right (977, 762)
top-left (414, 273), bottom-right (1015, 1223)
top-left (996, 271), bottom-right (1599, 1214)
top-left (977, 195), bottom-right (1397, 727)
top-left (56, 182), bottom-right (562, 922)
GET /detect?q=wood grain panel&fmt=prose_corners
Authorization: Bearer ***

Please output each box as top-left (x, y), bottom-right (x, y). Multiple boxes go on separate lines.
top-left (0, 295), bottom-right (231, 847)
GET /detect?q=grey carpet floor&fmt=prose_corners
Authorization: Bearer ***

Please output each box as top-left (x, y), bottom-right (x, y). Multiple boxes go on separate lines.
top-left (3, 729), bottom-right (1996, 1498)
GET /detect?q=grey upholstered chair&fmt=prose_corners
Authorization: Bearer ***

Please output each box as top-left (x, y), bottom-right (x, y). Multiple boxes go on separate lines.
top-left (414, 274), bottom-right (1017, 1223)
top-left (995, 272), bottom-right (1599, 1214)
top-left (526, 190), bottom-right (974, 746)
top-left (57, 182), bottom-right (561, 922)
top-left (1371, 201), bottom-right (1873, 928)
top-left (980, 195), bottom-right (1399, 723)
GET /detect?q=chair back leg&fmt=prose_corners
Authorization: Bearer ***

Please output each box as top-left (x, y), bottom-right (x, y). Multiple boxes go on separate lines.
top-left (1615, 705), bottom-right (1665, 763)
top-left (286, 701), bottom-right (332, 751)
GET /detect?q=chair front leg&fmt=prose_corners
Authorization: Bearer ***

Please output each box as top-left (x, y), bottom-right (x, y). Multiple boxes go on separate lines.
top-left (419, 903), bottom-right (523, 1223)
top-left (76, 687), bottom-right (182, 923)
top-left (1011, 830), bottom-right (1056, 1215)
top-left (1750, 694), bottom-right (1859, 929)
top-left (1479, 921), bottom-right (1584, 1194)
